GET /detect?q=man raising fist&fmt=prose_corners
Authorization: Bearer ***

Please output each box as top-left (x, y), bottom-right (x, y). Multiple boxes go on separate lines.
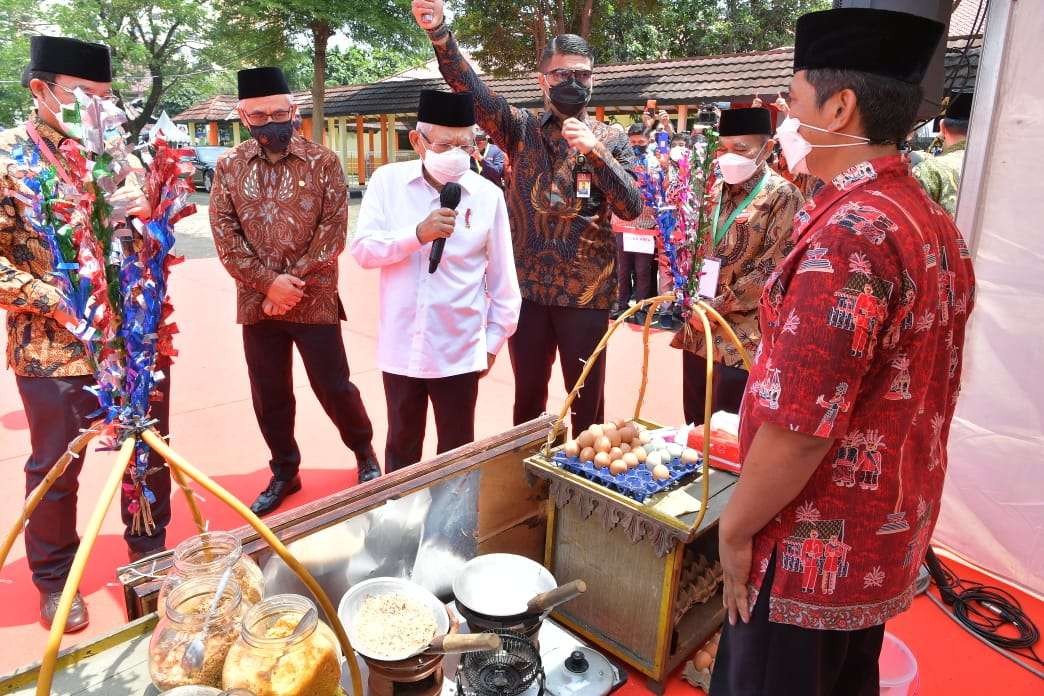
top-left (411, 0), bottom-right (643, 436)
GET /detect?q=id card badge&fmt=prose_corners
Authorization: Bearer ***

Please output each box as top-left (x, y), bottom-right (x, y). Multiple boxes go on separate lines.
top-left (576, 171), bottom-right (592, 199)
top-left (622, 232), bottom-right (655, 254)
top-left (698, 257), bottom-right (722, 299)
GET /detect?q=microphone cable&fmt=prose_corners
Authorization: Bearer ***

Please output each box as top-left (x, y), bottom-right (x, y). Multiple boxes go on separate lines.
top-left (922, 547), bottom-right (1044, 680)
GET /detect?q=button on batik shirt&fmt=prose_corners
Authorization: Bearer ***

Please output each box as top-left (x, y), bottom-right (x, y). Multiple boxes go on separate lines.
top-left (739, 156), bottom-right (975, 630)
top-left (209, 136), bottom-right (348, 325)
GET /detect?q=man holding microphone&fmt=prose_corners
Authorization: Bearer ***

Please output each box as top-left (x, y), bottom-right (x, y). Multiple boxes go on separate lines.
top-left (351, 90), bottom-right (520, 473)
top-left (412, 0), bottom-right (643, 436)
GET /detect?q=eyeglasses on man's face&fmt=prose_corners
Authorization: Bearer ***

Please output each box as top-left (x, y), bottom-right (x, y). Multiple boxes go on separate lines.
top-left (543, 68), bottom-right (593, 85)
top-left (419, 130), bottom-right (477, 155)
top-left (242, 109), bottom-right (294, 126)
top-left (48, 82), bottom-right (115, 102)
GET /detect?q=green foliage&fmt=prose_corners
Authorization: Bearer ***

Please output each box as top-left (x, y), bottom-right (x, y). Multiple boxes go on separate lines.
top-left (0, 0), bottom-right (42, 126)
top-left (451, 0), bottom-right (830, 76)
top-left (280, 45), bottom-right (430, 91)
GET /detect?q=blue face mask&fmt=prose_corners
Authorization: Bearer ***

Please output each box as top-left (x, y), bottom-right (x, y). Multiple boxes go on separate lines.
top-left (632, 144), bottom-right (646, 158)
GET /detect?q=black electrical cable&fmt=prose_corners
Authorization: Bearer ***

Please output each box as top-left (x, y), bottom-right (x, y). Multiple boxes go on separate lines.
top-left (923, 547), bottom-right (1044, 679)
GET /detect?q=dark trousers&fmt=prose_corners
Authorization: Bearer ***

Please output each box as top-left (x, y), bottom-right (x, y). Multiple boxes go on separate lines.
top-left (381, 371), bottom-right (480, 473)
top-left (682, 351), bottom-right (749, 426)
top-left (615, 236), bottom-right (656, 305)
top-left (711, 553), bottom-right (885, 696)
top-left (508, 299), bottom-right (607, 436)
top-left (243, 320), bottom-right (374, 481)
top-left (16, 374), bottom-right (172, 593)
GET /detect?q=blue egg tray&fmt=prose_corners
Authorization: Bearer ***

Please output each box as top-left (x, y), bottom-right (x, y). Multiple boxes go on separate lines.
top-left (551, 451), bottom-right (701, 502)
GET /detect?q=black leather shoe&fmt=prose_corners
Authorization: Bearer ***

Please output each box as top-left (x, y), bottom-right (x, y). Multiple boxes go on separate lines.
top-left (250, 475), bottom-right (302, 516)
top-left (356, 448), bottom-right (382, 484)
top-left (128, 546), bottom-right (167, 564)
top-left (40, 590), bottom-right (89, 633)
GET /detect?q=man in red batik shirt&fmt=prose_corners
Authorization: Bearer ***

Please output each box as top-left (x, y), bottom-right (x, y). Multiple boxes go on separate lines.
top-left (711, 8), bottom-right (975, 695)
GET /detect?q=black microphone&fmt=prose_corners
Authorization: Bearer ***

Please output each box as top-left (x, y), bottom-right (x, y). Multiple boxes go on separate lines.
top-left (429, 181), bottom-right (462, 274)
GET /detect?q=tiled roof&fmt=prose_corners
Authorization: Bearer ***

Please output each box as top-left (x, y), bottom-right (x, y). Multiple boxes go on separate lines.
top-left (175, 40), bottom-right (981, 122)
top-left (949, 0), bottom-right (987, 38)
top-left (173, 95), bottom-right (238, 122)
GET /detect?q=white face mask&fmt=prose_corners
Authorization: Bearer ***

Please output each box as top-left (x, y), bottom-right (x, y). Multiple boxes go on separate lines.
top-left (716, 143), bottom-right (767, 185)
top-left (422, 146), bottom-right (471, 184)
top-left (775, 116), bottom-right (870, 175)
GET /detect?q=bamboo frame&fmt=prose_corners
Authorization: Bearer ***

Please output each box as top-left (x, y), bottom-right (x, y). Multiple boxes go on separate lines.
top-left (8, 427), bottom-right (363, 696)
top-left (543, 295), bottom-right (753, 533)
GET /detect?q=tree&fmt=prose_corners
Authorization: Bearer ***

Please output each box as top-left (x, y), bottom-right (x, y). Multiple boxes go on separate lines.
top-left (280, 45), bottom-right (430, 92)
top-left (54, 0), bottom-right (213, 140)
top-left (218, 0), bottom-right (425, 142)
top-left (451, 0), bottom-right (829, 76)
top-left (0, 0), bottom-right (48, 126)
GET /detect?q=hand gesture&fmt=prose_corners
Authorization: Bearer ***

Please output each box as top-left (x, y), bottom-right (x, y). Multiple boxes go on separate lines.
top-left (110, 185), bottom-right (152, 220)
top-left (775, 93), bottom-right (789, 113)
top-left (658, 110), bottom-right (670, 124)
top-left (562, 118), bottom-right (598, 155)
top-left (416, 208), bottom-right (458, 244)
top-left (412, 0), bottom-right (444, 30)
top-left (752, 96), bottom-right (764, 108)
top-left (267, 273), bottom-right (305, 309)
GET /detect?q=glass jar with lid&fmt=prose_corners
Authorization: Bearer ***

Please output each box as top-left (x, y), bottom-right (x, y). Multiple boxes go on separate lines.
top-left (150, 576), bottom-right (245, 690)
top-left (222, 594), bottom-right (343, 696)
top-left (159, 531), bottom-right (265, 609)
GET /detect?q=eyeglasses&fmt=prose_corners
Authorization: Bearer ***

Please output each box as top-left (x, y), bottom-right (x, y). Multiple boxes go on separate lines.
top-left (419, 131), bottom-right (477, 154)
top-left (543, 68), bottom-right (593, 85)
top-left (242, 109), bottom-right (293, 126)
top-left (47, 82), bottom-right (115, 101)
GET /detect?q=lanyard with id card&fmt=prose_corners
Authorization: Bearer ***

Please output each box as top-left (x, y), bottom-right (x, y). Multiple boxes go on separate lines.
top-left (701, 171), bottom-right (769, 298)
top-left (574, 154), bottom-right (592, 199)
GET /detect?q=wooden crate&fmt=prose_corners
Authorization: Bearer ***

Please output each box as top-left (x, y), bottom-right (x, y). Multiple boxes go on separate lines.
top-left (526, 446), bottom-right (737, 691)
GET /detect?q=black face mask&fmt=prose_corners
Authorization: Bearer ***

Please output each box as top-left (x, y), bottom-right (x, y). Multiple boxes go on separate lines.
top-left (548, 79), bottom-right (591, 118)
top-left (632, 145), bottom-right (645, 158)
top-left (250, 121), bottom-right (293, 153)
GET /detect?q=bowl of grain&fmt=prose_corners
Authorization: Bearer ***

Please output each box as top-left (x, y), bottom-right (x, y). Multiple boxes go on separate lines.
top-left (338, 577), bottom-right (448, 662)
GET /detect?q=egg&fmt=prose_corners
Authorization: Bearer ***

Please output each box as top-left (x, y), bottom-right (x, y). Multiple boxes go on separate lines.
top-left (693, 651), bottom-right (713, 671)
top-left (623, 452), bottom-right (639, 469)
top-left (633, 446), bottom-right (648, 463)
top-left (618, 425), bottom-right (637, 444)
top-left (564, 441), bottom-right (580, 458)
top-left (650, 437), bottom-right (668, 451)
top-left (639, 431), bottom-right (653, 445)
top-left (609, 460), bottom-right (628, 476)
top-left (652, 464), bottom-right (671, 481)
top-left (577, 431), bottom-right (596, 449)
top-left (579, 447), bottom-right (596, 463)
top-left (614, 418), bottom-right (631, 430)
top-left (619, 442), bottom-right (631, 454)
top-left (606, 427), bottom-right (622, 448)
top-left (646, 451), bottom-right (663, 469)
top-left (595, 436), bottom-right (612, 453)
top-left (609, 447), bottom-right (623, 461)
top-left (589, 424), bottom-right (604, 439)
top-left (603, 422), bottom-right (617, 431)
top-left (682, 448), bottom-right (700, 464)
top-left (667, 443), bottom-right (684, 459)
top-left (594, 452), bottom-right (612, 469)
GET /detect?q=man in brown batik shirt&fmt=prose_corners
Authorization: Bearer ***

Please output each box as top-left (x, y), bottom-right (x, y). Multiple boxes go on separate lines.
top-left (210, 67), bottom-right (379, 516)
top-left (412, 0), bottom-right (644, 436)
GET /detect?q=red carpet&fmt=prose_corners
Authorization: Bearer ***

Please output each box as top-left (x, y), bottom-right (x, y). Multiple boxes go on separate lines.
top-left (0, 254), bottom-right (1041, 694)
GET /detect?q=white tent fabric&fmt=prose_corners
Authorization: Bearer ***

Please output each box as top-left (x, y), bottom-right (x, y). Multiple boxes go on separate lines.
top-left (932, 0), bottom-right (1044, 596)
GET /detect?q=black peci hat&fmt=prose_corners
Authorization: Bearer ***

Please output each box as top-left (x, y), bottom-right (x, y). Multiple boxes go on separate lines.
top-left (945, 92), bottom-right (973, 121)
top-left (237, 67), bottom-right (291, 100)
top-left (28, 35), bottom-right (112, 83)
top-left (718, 108), bottom-right (773, 137)
top-left (417, 90), bottom-right (475, 128)
top-left (794, 8), bottom-right (945, 84)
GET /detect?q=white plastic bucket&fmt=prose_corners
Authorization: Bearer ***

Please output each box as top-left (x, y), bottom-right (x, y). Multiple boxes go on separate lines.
top-left (880, 631), bottom-right (919, 696)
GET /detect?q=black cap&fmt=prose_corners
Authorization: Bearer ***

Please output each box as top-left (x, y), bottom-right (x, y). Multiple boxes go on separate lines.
top-left (945, 92), bottom-right (973, 120)
top-left (417, 90), bottom-right (475, 128)
top-left (794, 8), bottom-right (945, 84)
top-left (237, 67), bottom-right (291, 100)
top-left (28, 35), bottom-right (112, 83)
top-left (718, 108), bottom-right (773, 137)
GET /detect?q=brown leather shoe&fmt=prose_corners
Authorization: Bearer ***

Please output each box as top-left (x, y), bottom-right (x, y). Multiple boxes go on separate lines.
top-left (40, 591), bottom-right (90, 633)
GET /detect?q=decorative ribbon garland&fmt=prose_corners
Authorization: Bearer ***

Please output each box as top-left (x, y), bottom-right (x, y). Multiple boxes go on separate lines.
top-left (2, 94), bottom-right (195, 533)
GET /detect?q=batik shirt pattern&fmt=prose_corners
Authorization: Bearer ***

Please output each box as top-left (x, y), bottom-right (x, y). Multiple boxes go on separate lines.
top-left (210, 136), bottom-right (348, 325)
top-left (740, 155), bottom-right (975, 630)
top-left (0, 117), bottom-right (91, 377)
top-left (434, 32), bottom-right (644, 310)
top-left (912, 141), bottom-right (967, 217)
top-left (671, 165), bottom-right (803, 368)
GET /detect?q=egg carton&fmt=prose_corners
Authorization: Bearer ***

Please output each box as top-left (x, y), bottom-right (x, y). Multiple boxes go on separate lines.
top-left (551, 451), bottom-right (700, 503)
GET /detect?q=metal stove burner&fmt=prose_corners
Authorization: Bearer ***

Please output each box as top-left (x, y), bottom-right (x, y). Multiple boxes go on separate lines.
top-left (456, 631), bottom-right (544, 696)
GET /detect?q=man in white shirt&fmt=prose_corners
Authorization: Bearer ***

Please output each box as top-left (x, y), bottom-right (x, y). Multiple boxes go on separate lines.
top-left (352, 90), bottom-right (521, 473)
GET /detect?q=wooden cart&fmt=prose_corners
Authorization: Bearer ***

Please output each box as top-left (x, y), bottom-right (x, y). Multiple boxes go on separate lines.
top-left (526, 447), bottom-right (736, 692)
